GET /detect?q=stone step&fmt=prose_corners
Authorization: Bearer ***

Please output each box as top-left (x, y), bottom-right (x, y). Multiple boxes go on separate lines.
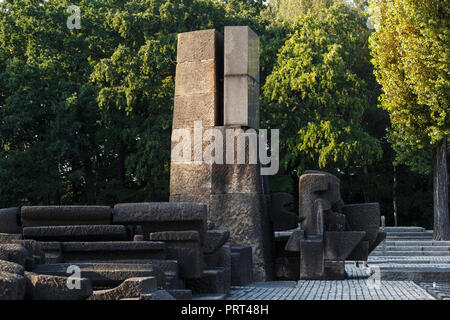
top-left (370, 251), bottom-right (450, 256)
top-left (373, 246), bottom-right (450, 252)
top-left (23, 225), bottom-right (129, 241)
top-left (378, 267), bottom-right (450, 282)
top-left (382, 227), bottom-right (425, 232)
top-left (60, 241), bottom-right (166, 261)
top-left (192, 293), bottom-right (227, 300)
top-left (385, 241), bottom-right (450, 246)
top-left (386, 232), bottom-right (433, 237)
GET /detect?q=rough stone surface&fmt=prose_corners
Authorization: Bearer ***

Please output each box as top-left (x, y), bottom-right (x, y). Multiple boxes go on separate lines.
top-left (88, 277), bottom-right (157, 300)
top-left (203, 230), bottom-right (230, 254)
top-left (32, 263), bottom-right (166, 288)
top-left (0, 244), bottom-right (30, 266)
top-left (0, 260), bottom-right (24, 276)
top-left (204, 244), bottom-right (231, 293)
top-left (0, 271), bottom-right (26, 300)
top-left (21, 206), bottom-right (112, 227)
top-left (344, 203), bottom-right (381, 244)
top-left (113, 202), bottom-right (207, 242)
top-left (0, 233), bottom-right (22, 243)
top-left (60, 241), bottom-right (166, 262)
top-left (0, 207), bottom-right (21, 234)
top-left (209, 193), bottom-right (272, 281)
top-left (149, 231), bottom-right (203, 279)
top-left (23, 225), bottom-right (129, 242)
top-left (25, 272), bottom-right (92, 300)
top-left (323, 231), bottom-right (366, 260)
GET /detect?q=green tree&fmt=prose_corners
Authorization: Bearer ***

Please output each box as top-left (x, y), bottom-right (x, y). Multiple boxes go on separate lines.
top-left (263, 3), bottom-right (382, 176)
top-left (369, 0), bottom-right (450, 239)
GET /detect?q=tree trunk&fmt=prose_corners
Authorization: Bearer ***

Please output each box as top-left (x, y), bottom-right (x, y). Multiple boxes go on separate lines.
top-left (433, 137), bottom-right (450, 240)
top-left (393, 165), bottom-right (398, 227)
top-left (84, 159), bottom-right (96, 205)
top-left (146, 163), bottom-right (155, 202)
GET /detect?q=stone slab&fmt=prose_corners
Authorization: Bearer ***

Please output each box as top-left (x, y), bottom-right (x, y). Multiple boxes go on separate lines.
top-left (0, 260), bottom-right (24, 276)
top-left (186, 268), bottom-right (227, 294)
top-left (88, 277), bottom-right (157, 300)
top-left (177, 29), bottom-right (223, 64)
top-left (32, 263), bottom-right (166, 288)
top-left (0, 271), bottom-right (26, 300)
top-left (203, 230), bottom-right (230, 254)
top-left (230, 245), bottom-right (253, 286)
top-left (323, 231), bottom-right (366, 260)
top-left (60, 241), bottom-right (166, 261)
top-left (23, 225), bottom-right (129, 241)
top-left (21, 206), bottom-right (112, 227)
top-left (300, 239), bottom-right (324, 280)
top-left (175, 60), bottom-right (218, 96)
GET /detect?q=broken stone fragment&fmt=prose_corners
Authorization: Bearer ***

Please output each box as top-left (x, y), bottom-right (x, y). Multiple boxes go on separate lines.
top-left (0, 244), bottom-right (30, 266)
top-left (88, 277), bottom-right (157, 300)
top-left (32, 262), bottom-right (166, 288)
top-left (203, 230), bottom-right (230, 254)
top-left (0, 260), bottom-right (24, 276)
top-left (25, 272), bottom-right (93, 300)
top-left (0, 271), bottom-right (26, 300)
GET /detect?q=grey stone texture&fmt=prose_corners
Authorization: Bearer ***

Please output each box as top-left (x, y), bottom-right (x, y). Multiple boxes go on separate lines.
top-left (0, 243), bottom-right (30, 267)
top-left (167, 289), bottom-right (192, 300)
top-left (203, 230), bottom-right (230, 254)
top-left (21, 206), bottom-right (111, 227)
top-left (284, 229), bottom-right (304, 252)
top-left (230, 245), bottom-right (253, 286)
top-left (0, 271), bottom-right (26, 300)
top-left (139, 290), bottom-right (176, 300)
top-left (113, 202), bottom-right (207, 242)
top-left (0, 207), bottom-right (21, 234)
top-left (60, 241), bottom-right (166, 262)
top-left (0, 260), bottom-right (24, 276)
top-left (33, 262), bottom-right (166, 288)
top-left (224, 26), bottom-right (259, 129)
top-left (186, 268), bottom-right (228, 294)
top-left (149, 231), bottom-right (203, 279)
top-left (25, 272), bottom-right (92, 300)
top-left (23, 225), bottom-right (129, 242)
top-left (88, 277), bottom-right (157, 300)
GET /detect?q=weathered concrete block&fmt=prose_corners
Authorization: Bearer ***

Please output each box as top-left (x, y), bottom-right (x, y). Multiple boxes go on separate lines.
top-left (186, 268), bottom-right (227, 294)
top-left (0, 260), bottom-right (24, 276)
top-left (175, 60), bottom-right (218, 96)
top-left (169, 163), bottom-right (212, 195)
top-left (88, 277), bottom-right (156, 300)
top-left (172, 93), bottom-right (219, 129)
top-left (0, 208), bottom-right (21, 234)
top-left (177, 29), bottom-right (223, 64)
top-left (209, 194), bottom-right (272, 281)
top-left (203, 230), bottom-right (230, 254)
top-left (0, 271), bottom-right (26, 300)
top-left (32, 263), bottom-right (166, 288)
top-left (343, 203), bottom-right (380, 244)
top-left (61, 241), bottom-right (166, 262)
top-left (299, 239), bottom-right (324, 280)
top-left (21, 206), bottom-right (112, 227)
top-left (230, 245), bottom-right (253, 286)
top-left (149, 231), bottom-right (203, 279)
top-left (23, 225), bottom-right (129, 242)
top-left (204, 244), bottom-right (231, 293)
top-left (211, 163), bottom-right (263, 194)
top-left (169, 194), bottom-right (211, 212)
top-left (285, 229), bottom-right (305, 252)
top-left (323, 231), bottom-right (366, 260)
top-left (25, 272), bottom-right (92, 300)
top-left (224, 26), bottom-right (259, 82)
top-left (270, 193), bottom-right (298, 231)
top-left (224, 75), bottom-right (259, 129)
top-left (0, 244), bottom-right (30, 267)
top-left (113, 202), bottom-right (207, 243)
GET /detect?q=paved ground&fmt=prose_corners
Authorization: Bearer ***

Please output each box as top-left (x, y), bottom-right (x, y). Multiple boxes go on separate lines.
top-left (227, 280), bottom-right (435, 300)
top-left (227, 264), bottom-right (436, 300)
top-left (420, 283), bottom-right (450, 300)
